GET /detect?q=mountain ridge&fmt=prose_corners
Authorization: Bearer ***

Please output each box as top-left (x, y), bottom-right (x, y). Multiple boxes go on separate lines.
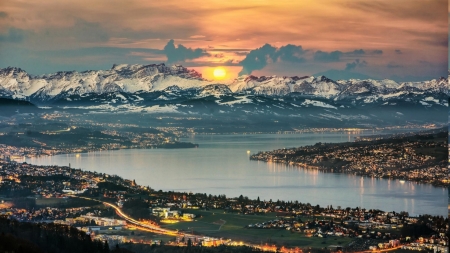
top-left (0, 64), bottom-right (447, 104)
top-left (0, 64), bottom-right (446, 127)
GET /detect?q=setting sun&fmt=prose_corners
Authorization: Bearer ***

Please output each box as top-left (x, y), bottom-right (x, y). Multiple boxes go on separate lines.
top-left (213, 67), bottom-right (226, 79)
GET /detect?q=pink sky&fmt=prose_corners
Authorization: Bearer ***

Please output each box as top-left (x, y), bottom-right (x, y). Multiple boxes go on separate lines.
top-left (0, 0), bottom-right (447, 81)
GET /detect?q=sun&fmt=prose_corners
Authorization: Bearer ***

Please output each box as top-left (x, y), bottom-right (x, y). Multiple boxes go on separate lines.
top-left (213, 67), bottom-right (226, 79)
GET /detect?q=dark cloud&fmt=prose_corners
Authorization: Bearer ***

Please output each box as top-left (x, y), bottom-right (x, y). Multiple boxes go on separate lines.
top-left (238, 43), bottom-right (277, 75)
top-left (345, 49), bottom-right (385, 56)
top-left (181, 59), bottom-right (240, 67)
top-left (163, 39), bottom-right (207, 63)
top-left (0, 12), bottom-right (7, 18)
top-left (346, 49), bottom-right (366, 55)
top-left (386, 62), bottom-right (403, 69)
top-left (345, 59), bottom-right (367, 71)
top-left (207, 48), bottom-right (250, 52)
top-left (213, 53), bottom-right (224, 58)
top-left (313, 50), bottom-right (343, 62)
top-left (238, 43), bottom-right (306, 75)
top-left (395, 49), bottom-right (402, 54)
top-left (276, 44), bottom-right (306, 63)
top-left (239, 44), bottom-right (385, 75)
top-left (234, 51), bottom-right (249, 56)
top-left (371, 49), bottom-right (383, 55)
top-left (0, 27), bottom-right (25, 43)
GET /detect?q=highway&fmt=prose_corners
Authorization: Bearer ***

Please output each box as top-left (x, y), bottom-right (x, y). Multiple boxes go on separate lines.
top-left (71, 196), bottom-right (404, 253)
top-left (72, 196), bottom-right (279, 251)
top-left (74, 196), bottom-right (178, 235)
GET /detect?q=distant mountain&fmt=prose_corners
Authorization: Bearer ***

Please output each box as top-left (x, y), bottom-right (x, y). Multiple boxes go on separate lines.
top-left (0, 64), bottom-right (446, 101)
top-left (0, 64), bottom-right (447, 127)
top-left (0, 97), bottom-right (39, 116)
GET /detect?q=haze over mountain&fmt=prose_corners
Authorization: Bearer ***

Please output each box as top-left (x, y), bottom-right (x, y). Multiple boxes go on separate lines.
top-left (0, 64), bottom-right (447, 128)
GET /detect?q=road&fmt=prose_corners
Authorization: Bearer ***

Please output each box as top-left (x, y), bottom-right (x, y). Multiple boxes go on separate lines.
top-left (75, 196), bottom-right (178, 235)
top-left (72, 196), bottom-right (281, 251)
top-left (72, 196), bottom-right (404, 253)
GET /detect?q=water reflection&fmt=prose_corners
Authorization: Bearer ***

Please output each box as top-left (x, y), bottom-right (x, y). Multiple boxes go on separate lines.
top-left (25, 132), bottom-right (447, 216)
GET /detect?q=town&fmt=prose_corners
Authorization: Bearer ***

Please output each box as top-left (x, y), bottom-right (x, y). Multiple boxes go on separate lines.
top-left (0, 111), bottom-right (442, 159)
top-left (0, 115), bottom-right (198, 159)
top-left (251, 128), bottom-right (448, 186)
top-left (0, 159), bottom-right (448, 252)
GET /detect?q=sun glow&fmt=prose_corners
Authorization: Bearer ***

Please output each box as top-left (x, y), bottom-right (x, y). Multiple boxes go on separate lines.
top-left (213, 67), bottom-right (226, 79)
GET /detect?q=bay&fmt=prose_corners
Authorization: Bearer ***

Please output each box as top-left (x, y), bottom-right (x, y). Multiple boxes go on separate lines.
top-left (26, 130), bottom-right (447, 216)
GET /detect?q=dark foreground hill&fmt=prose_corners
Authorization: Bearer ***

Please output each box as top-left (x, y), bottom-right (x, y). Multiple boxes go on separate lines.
top-left (0, 97), bottom-right (40, 117)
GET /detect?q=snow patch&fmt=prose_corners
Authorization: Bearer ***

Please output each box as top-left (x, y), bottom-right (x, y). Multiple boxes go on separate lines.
top-left (133, 95), bottom-right (144, 101)
top-left (380, 91), bottom-right (405, 99)
top-left (423, 97), bottom-right (439, 104)
top-left (12, 94), bottom-right (26, 99)
top-left (141, 105), bottom-right (180, 114)
top-left (301, 99), bottom-right (337, 109)
top-left (115, 93), bottom-right (127, 100)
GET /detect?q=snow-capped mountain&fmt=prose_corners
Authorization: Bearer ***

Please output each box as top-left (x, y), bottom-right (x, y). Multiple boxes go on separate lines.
top-left (0, 64), bottom-right (210, 101)
top-left (0, 64), bottom-right (447, 103)
top-left (0, 64), bottom-right (447, 124)
top-left (229, 74), bottom-right (448, 99)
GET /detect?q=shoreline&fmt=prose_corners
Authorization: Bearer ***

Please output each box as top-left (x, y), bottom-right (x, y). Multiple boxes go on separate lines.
top-left (7, 141), bottom-right (199, 160)
top-left (254, 159), bottom-right (449, 188)
top-left (9, 124), bottom-right (442, 160)
top-left (249, 127), bottom-right (448, 188)
top-left (11, 127), bottom-right (447, 190)
top-left (2, 158), bottom-right (445, 217)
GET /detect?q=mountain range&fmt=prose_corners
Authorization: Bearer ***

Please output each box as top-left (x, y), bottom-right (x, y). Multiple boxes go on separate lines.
top-left (0, 64), bottom-right (447, 127)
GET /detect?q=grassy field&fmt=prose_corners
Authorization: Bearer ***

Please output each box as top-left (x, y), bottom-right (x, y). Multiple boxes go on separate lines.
top-left (161, 209), bottom-right (352, 248)
top-left (35, 197), bottom-right (101, 208)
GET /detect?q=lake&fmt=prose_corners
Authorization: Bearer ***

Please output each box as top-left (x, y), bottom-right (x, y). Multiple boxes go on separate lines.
top-left (26, 130), bottom-right (448, 216)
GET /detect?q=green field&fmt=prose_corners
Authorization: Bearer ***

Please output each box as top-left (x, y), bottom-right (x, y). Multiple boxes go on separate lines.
top-left (161, 209), bottom-right (353, 248)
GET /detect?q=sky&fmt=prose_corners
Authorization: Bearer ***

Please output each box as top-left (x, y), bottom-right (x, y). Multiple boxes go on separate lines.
top-left (0, 0), bottom-right (448, 81)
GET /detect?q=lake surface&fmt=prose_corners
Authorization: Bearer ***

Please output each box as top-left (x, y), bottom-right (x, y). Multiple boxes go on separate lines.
top-left (26, 130), bottom-right (448, 216)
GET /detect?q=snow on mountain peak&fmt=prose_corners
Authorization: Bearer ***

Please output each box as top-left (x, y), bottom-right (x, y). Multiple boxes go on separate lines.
top-left (0, 64), bottom-right (210, 100)
top-left (0, 64), bottom-right (447, 103)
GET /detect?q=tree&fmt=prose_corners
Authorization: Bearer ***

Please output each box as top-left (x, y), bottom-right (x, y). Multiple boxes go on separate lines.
top-left (103, 240), bottom-right (110, 253)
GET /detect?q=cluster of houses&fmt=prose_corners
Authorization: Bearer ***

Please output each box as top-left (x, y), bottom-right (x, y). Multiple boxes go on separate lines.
top-left (151, 206), bottom-right (196, 220)
top-left (1, 158), bottom-right (448, 252)
top-left (402, 241), bottom-right (448, 253)
top-left (251, 137), bottom-right (448, 185)
top-left (0, 160), bottom-right (102, 196)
